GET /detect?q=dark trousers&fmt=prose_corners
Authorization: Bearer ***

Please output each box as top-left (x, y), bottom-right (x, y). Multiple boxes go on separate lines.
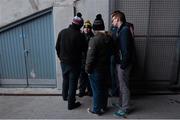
top-left (89, 69), bottom-right (108, 113)
top-left (110, 55), bottom-right (119, 96)
top-left (79, 65), bottom-right (92, 94)
top-left (61, 63), bottom-right (81, 107)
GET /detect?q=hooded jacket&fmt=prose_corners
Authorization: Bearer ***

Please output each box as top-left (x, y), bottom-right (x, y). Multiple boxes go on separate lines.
top-left (85, 32), bottom-right (113, 73)
top-left (116, 23), bottom-right (134, 69)
top-left (56, 24), bottom-right (87, 65)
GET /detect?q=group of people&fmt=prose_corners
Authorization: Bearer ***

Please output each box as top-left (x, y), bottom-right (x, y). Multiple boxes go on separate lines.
top-left (55, 10), bottom-right (135, 117)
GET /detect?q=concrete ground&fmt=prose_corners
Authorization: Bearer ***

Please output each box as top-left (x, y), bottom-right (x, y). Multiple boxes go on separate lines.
top-left (0, 90), bottom-right (180, 119)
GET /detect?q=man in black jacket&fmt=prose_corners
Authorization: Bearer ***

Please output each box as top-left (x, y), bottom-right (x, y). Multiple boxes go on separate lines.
top-left (56, 12), bottom-right (87, 110)
top-left (86, 14), bottom-right (113, 115)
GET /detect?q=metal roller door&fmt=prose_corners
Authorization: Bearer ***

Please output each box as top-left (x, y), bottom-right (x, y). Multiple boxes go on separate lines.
top-left (0, 8), bottom-right (56, 88)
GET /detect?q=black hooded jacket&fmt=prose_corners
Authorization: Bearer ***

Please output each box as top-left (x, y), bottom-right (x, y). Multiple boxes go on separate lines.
top-left (85, 32), bottom-right (113, 73)
top-left (56, 24), bottom-right (87, 65)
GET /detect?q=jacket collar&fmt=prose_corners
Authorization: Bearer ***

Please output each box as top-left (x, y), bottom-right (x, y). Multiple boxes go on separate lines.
top-left (69, 24), bottom-right (81, 31)
top-left (118, 23), bottom-right (126, 32)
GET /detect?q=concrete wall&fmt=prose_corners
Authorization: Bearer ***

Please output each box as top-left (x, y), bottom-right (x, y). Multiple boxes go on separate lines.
top-left (53, 0), bottom-right (75, 89)
top-left (75, 0), bottom-right (110, 31)
top-left (0, 0), bottom-right (55, 27)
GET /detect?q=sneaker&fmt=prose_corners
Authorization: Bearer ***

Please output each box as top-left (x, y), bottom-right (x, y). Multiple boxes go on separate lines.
top-left (113, 109), bottom-right (127, 117)
top-left (68, 102), bottom-right (81, 110)
top-left (87, 108), bottom-right (102, 116)
top-left (112, 103), bottom-right (122, 109)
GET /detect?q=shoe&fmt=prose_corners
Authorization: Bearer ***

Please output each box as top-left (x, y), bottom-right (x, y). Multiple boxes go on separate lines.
top-left (101, 107), bottom-right (109, 113)
top-left (63, 97), bottom-right (68, 101)
top-left (87, 108), bottom-right (102, 116)
top-left (112, 103), bottom-right (122, 109)
top-left (87, 92), bottom-right (92, 96)
top-left (68, 102), bottom-right (81, 110)
top-left (78, 92), bottom-right (85, 97)
top-left (113, 109), bottom-right (127, 117)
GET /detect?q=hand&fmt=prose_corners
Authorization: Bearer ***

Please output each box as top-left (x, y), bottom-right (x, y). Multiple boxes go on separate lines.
top-left (88, 73), bottom-right (91, 77)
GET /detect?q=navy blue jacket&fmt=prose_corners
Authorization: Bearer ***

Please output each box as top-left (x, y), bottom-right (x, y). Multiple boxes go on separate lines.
top-left (116, 23), bottom-right (134, 69)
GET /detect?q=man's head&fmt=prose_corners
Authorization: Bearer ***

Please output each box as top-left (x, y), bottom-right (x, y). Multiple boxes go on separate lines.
top-left (111, 10), bottom-right (126, 28)
top-left (83, 20), bottom-right (92, 34)
top-left (92, 14), bottom-right (105, 31)
top-left (72, 12), bottom-right (84, 29)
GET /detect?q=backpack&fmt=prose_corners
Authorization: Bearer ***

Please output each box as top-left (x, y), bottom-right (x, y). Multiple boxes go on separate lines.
top-left (126, 22), bottom-right (137, 65)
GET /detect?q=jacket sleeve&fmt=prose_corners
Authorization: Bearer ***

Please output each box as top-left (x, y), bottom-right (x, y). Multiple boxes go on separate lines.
top-left (55, 32), bottom-right (61, 59)
top-left (81, 34), bottom-right (88, 53)
top-left (81, 34), bottom-right (88, 65)
top-left (119, 27), bottom-right (131, 69)
top-left (85, 38), bottom-right (96, 74)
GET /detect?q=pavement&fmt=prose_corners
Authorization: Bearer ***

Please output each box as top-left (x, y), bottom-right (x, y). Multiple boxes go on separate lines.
top-left (0, 88), bottom-right (180, 119)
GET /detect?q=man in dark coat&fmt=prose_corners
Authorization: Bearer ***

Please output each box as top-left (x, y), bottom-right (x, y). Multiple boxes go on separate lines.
top-left (111, 10), bottom-right (134, 117)
top-left (78, 20), bottom-right (94, 97)
top-left (56, 12), bottom-right (87, 110)
top-left (86, 14), bottom-right (113, 115)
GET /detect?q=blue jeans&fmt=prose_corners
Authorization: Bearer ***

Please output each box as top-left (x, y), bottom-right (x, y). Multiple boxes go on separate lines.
top-left (61, 63), bottom-right (81, 107)
top-left (89, 69), bottom-right (108, 113)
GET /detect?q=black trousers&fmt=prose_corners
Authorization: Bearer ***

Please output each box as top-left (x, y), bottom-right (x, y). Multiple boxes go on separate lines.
top-left (61, 63), bottom-right (81, 107)
top-left (79, 65), bottom-right (92, 94)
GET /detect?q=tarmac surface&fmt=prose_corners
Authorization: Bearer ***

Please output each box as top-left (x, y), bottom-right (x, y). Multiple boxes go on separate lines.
top-left (0, 88), bottom-right (180, 119)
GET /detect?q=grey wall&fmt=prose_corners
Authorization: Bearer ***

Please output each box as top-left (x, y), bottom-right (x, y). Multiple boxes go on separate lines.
top-left (75, 0), bottom-right (110, 31)
top-left (0, 0), bottom-right (55, 27)
top-left (116, 0), bottom-right (180, 92)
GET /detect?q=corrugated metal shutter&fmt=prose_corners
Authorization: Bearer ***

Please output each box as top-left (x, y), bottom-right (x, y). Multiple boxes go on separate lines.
top-left (0, 26), bottom-right (27, 86)
top-left (22, 12), bottom-right (56, 87)
top-left (0, 8), bottom-right (56, 87)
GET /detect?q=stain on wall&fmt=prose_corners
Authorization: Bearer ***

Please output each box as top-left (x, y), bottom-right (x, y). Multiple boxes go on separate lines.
top-left (29, 0), bottom-right (39, 10)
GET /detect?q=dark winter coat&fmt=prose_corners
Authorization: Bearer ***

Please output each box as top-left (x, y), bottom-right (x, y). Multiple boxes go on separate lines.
top-left (85, 32), bottom-right (113, 74)
top-left (81, 31), bottom-right (94, 65)
top-left (56, 24), bottom-right (87, 65)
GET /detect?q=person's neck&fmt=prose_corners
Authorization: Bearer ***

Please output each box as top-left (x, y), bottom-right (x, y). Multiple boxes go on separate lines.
top-left (117, 22), bottom-right (123, 28)
top-left (93, 30), bottom-right (105, 35)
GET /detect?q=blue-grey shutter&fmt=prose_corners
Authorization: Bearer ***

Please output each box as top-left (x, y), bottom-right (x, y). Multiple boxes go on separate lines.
top-left (0, 26), bottom-right (27, 86)
top-left (22, 12), bottom-right (56, 86)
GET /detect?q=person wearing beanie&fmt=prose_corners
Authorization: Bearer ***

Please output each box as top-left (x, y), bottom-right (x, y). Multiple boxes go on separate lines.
top-left (92, 14), bottom-right (105, 31)
top-left (78, 20), bottom-right (94, 97)
top-left (72, 12), bottom-right (84, 29)
top-left (56, 12), bottom-right (87, 110)
top-left (85, 14), bottom-right (113, 115)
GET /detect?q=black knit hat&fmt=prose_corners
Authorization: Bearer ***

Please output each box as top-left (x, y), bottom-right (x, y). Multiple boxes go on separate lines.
top-left (92, 14), bottom-right (105, 30)
top-left (72, 12), bottom-right (84, 28)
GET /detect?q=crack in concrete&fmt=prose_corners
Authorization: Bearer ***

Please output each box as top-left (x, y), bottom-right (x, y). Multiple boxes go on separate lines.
top-left (29, 0), bottom-right (39, 11)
